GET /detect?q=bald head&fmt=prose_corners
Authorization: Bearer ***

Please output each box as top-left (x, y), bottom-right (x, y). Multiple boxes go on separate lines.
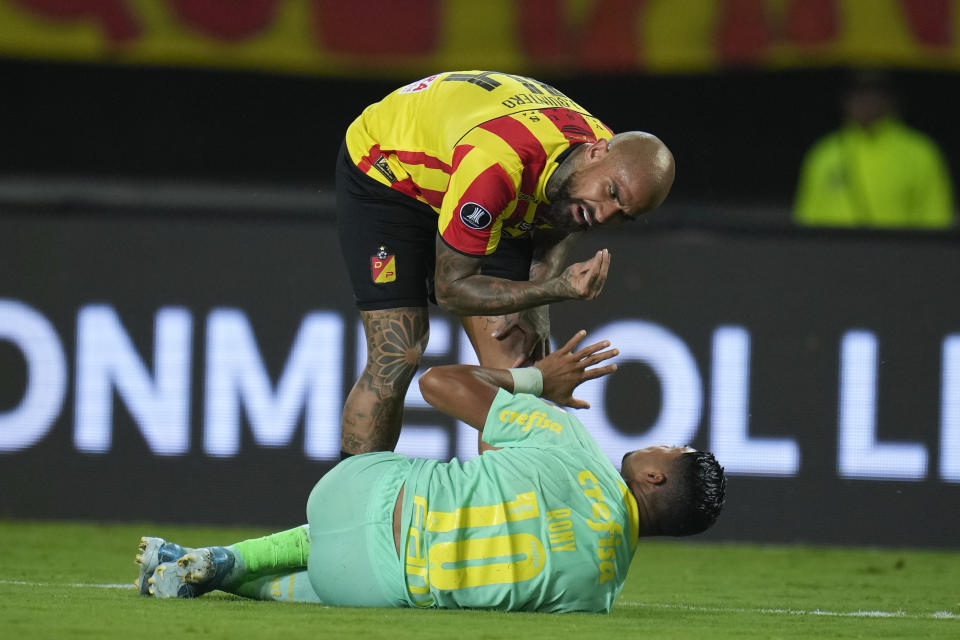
top-left (607, 131), bottom-right (676, 215)
top-left (543, 130), bottom-right (675, 231)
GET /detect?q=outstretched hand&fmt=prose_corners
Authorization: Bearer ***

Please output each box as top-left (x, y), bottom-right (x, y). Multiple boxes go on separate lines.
top-left (534, 330), bottom-right (618, 409)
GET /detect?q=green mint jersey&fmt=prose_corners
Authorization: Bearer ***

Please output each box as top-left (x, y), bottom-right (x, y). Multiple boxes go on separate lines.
top-left (398, 390), bottom-right (639, 612)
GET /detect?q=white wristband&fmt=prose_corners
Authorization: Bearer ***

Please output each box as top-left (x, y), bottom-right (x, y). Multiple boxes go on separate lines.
top-left (509, 367), bottom-right (543, 396)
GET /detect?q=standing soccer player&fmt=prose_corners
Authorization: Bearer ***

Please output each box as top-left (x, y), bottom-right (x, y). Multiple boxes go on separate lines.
top-left (336, 70), bottom-right (676, 458)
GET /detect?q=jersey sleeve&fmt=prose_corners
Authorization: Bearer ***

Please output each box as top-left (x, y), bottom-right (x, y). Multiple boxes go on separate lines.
top-left (481, 389), bottom-right (603, 457)
top-left (437, 146), bottom-right (520, 256)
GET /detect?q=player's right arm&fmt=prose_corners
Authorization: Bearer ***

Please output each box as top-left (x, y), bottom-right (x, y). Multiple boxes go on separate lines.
top-left (486, 229), bottom-right (583, 365)
top-left (418, 330), bottom-right (618, 429)
top-left (434, 238), bottom-right (610, 316)
top-left (434, 138), bottom-right (609, 317)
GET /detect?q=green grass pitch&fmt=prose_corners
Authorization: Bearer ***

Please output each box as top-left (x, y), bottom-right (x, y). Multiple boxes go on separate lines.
top-left (0, 520), bottom-right (957, 639)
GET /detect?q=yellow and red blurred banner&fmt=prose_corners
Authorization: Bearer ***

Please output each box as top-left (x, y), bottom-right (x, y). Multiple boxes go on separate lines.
top-left (1, 0), bottom-right (959, 75)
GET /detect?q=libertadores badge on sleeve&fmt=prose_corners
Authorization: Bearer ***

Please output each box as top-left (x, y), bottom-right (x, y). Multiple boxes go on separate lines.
top-left (370, 246), bottom-right (397, 284)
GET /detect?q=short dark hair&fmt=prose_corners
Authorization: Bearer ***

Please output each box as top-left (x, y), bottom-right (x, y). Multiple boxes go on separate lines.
top-left (657, 450), bottom-right (726, 536)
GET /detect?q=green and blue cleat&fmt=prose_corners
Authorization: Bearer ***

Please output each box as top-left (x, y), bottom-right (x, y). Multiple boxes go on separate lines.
top-left (144, 546), bottom-right (236, 599)
top-left (134, 537), bottom-right (191, 596)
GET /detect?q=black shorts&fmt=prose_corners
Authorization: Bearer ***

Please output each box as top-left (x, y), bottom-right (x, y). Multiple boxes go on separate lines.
top-left (335, 141), bottom-right (532, 311)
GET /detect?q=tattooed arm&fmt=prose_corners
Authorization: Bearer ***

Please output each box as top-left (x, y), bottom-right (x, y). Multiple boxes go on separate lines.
top-left (529, 229), bottom-right (582, 283)
top-left (434, 235), bottom-right (609, 316)
top-left (485, 230), bottom-right (582, 363)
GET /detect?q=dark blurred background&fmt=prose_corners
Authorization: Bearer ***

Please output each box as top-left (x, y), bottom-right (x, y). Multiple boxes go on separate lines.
top-left (3, 62), bottom-right (959, 214)
top-left (1, 0), bottom-right (959, 221)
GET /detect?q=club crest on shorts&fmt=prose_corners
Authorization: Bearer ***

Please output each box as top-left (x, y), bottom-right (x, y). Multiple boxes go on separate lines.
top-left (370, 246), bottom-right (396, 284)
top-left (459, 202), bottom-right (492, 230)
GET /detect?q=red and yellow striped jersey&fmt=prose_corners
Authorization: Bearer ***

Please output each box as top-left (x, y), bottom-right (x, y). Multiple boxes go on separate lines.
top-left (344, 71), bottom-right (613, 256)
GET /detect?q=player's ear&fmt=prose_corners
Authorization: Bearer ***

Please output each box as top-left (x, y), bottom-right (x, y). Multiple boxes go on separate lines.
top-left (585, 138), bottom-right (610, 161)
top-left (644, 470), bottom-right (666, 485)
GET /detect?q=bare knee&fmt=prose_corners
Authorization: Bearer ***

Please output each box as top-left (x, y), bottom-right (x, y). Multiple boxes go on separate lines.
top-left (461, 315), bottom-right (527, 368)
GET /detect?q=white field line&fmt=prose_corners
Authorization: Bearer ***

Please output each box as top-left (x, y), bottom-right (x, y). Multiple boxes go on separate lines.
top-left (0, 580), bottom-right (957, 620)
top-left (618, 600), bottom-right (960, 620)
top-left (0, 579), bottom-right (135, 590)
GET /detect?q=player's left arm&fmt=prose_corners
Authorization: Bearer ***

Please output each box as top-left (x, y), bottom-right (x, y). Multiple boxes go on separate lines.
top-left (419, 330), bottom-right (618, 430)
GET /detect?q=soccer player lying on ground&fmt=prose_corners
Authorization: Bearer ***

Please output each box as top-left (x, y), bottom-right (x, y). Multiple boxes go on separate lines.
top-left (135, 331), bottom-right (725, 613)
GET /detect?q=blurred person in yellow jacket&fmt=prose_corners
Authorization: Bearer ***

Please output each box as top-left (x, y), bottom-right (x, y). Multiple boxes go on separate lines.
top-left (793, 71), bottom-right (954, 229)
